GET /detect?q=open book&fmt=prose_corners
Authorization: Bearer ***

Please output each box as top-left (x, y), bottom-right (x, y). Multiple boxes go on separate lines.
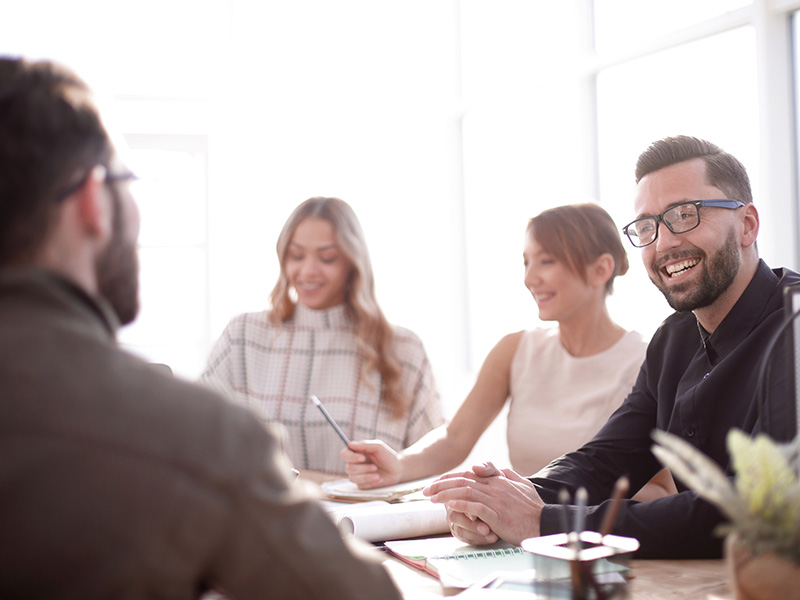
top-left (384, 536), bottom-right (534, 588)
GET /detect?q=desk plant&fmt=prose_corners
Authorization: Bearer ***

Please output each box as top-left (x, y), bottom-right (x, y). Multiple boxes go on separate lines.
top-left (651, 429), bottom-right (800, 600)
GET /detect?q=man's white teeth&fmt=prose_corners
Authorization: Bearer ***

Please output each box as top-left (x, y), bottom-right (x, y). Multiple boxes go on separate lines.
top-left (665, 259), bottom-right (699, 277)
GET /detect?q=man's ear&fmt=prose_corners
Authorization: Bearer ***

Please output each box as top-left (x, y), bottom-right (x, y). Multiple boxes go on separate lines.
top-left (73, 165), bottom-right (111, 239)
top-left (589, 253), bottom-right (615, 288)
top-left (741, 202), bottom-right (759, 248)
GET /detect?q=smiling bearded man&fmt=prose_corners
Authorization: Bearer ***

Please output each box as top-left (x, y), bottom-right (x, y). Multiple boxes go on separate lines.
top-left (651, 225), bottom-right (741, 312)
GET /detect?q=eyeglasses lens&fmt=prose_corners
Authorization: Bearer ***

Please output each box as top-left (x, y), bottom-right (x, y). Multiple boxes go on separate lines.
top-left (663, 204), bottom-right (700, 233)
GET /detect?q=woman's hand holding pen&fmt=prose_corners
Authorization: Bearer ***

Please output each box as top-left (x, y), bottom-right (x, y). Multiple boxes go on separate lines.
top-left (423, 461), bottom-right (544, 546)
top-left (340, 440), bottom-right (403, 489)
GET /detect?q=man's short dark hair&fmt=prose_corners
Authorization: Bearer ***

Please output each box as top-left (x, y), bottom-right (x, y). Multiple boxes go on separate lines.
top-left (635, 135), bottom-right (753, 205)
top-left (0, 57), bottom-right (113, 266)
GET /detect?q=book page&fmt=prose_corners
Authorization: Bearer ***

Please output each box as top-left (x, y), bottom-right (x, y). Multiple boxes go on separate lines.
top-left (384, 537), bottom-right (519, 560)
top-left (429, 551), bottom-right (534, 588)
top-left (384, 537), bottom-right (534, 589)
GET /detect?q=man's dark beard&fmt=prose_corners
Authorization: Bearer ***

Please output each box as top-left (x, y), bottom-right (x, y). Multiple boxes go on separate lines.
top-left (650, 227), bottom-right (740, 313)
top-left (95, 186), bottom-right (139, 326)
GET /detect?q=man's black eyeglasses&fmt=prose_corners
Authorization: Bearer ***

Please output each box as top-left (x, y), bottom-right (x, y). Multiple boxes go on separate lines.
top-left (56, 165), bottom-right (138, 202)
top-left (622, 199), bottom-right (745, 248)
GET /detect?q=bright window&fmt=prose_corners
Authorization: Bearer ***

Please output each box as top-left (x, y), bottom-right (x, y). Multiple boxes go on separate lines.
top-left (118, 136), bottom-right (210, 378)
top-left (596, 26), bottom-right (759, 337)
top-left (593, 0), bottom-right (752, 52)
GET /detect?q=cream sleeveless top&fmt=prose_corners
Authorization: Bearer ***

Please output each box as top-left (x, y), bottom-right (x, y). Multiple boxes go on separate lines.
top-left (506, 327), bottom-right (647, 476)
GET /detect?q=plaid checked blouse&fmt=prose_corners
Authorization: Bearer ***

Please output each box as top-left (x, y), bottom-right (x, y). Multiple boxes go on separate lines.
top-left (201, 304), bottom-right (445, 474)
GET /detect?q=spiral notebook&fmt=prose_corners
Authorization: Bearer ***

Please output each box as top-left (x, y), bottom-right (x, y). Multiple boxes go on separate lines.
top-left (384, 536), bottom-right (534, 588)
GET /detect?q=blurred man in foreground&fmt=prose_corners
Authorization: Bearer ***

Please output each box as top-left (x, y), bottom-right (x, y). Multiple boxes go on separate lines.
top-left (0, 56), bottom-right (400, 599)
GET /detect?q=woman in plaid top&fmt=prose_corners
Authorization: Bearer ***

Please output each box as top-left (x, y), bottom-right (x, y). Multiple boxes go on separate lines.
top-left (201, 197), bottom-right (445, 474)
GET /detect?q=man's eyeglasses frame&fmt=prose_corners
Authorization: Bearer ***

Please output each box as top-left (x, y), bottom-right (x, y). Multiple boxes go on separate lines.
top-left (622, 199), bottom-right (745, 248)
top-left (56, 165), bottom-right (138, 203)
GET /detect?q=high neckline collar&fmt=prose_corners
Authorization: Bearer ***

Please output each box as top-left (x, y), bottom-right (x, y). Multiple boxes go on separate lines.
top-left (292, 303), bottom-right (352, 329)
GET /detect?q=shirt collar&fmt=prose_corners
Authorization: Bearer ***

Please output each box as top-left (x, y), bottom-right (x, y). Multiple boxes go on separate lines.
top-left (292, 303), bottom-right (352, 329)
top-left (701, 259), bottom-right (779, 360)
top-left (0, 267), bottom-right (119, 338)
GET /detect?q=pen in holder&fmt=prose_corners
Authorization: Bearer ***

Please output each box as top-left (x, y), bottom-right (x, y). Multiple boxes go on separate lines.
top-left (521, 531), bottom-right (639, 600)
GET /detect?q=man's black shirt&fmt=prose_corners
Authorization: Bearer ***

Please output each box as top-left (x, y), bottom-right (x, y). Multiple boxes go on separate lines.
top-left (532, 260), bottom-right (800, 558)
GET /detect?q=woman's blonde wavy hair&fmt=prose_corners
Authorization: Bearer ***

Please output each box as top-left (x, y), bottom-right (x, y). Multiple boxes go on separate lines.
top-left (269, 197), bottom-right (407, 417)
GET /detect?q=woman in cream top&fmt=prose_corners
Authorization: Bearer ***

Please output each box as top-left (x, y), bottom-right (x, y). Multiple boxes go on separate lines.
top-left (342, 202), bottom-right (675, 500)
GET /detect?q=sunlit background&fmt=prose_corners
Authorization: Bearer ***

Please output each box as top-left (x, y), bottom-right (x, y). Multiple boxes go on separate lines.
top-left (4, 0), bottom-right (799, 466)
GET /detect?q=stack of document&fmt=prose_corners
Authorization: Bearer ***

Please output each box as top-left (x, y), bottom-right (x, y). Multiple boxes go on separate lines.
top-left (319, 477), bottom-right (449, 542)
top-left (320, 477), bottom-right (436, 502)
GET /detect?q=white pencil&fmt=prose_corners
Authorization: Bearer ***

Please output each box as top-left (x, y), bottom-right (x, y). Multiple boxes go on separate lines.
top-left (310, 394), bottom-right (351, 446)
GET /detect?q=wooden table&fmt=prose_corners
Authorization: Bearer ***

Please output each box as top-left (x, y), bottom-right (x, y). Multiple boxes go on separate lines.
top-left (383, 554), bottom-right (734, 599)
top-left (625, 559), bottom-right (732, 599)
top-left (299, 471), bottom-right (734, 599)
